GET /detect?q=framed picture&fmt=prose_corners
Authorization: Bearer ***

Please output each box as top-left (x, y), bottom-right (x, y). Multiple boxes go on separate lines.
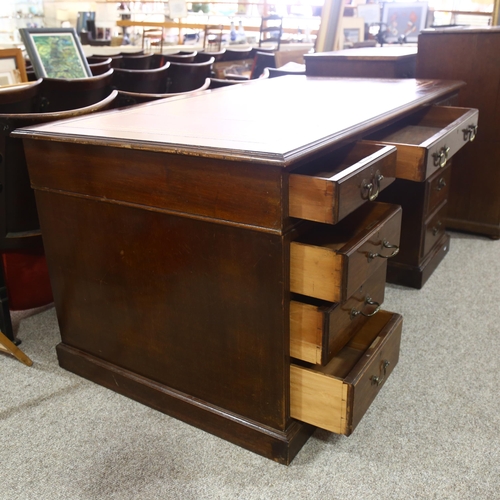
top-left (19, 28), bottom-right (92, 79)
top-left (0, 48), bottom-right (28, 86)
top-left (381, 2), bottom-right (428, 43)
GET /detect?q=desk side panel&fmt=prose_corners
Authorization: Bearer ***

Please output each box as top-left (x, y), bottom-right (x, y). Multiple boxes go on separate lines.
top-left (35, 190), bottom-right (289, 429)
top-left (24, 140), bottom-right (283, 231)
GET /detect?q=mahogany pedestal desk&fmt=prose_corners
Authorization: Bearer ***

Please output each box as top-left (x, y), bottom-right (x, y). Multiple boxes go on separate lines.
top-left (16, 77), bottom-right (471, 464)
top-left (305, 48), bottom-right (478, 288)
top-left (304, 47), bottom-right (418, 79)
top-left (416, 27), bottom-right (500, 239)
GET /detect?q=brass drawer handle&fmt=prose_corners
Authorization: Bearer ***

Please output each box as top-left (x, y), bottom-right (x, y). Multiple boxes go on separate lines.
top-left (371, 360), bottom-right (390, 386)
top-left (462, 124), bottom-right (478, 142)
top-left (368, 239), bottom-right (400, 261)
top-left (432, 146), bottom-right (450, 168)
top-left (436, 177), bottom-right (447, 191)
top-left (350, 296), bottom-right (381, 319)
top-left (362, 171), bottom-right (384, 202)
top-left (432, 221), bottom-right (442, 236)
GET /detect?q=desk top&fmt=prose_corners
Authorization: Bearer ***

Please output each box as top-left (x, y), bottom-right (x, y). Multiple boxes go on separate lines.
top-left (14, 77), bottom-right (463, 167)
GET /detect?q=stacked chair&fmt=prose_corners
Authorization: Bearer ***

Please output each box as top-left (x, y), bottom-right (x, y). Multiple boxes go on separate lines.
top-left (0, 77), bottom-right (118, 361)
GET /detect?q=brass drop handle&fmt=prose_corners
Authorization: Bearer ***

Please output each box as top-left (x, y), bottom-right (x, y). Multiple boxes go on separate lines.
top-left (432, 146), bottom-right (450, 168)
top-left (436, 177), bottom-right (447, 191)
top-left (350, 296), bottom-right (381, 319)
top-left (371, 360), bottom-right (390, 386)
top-left (368, 239), bottom-right (400, 261)
top-left (362, 171), bottom-right (384, 202)
top-left (432, 221), bottom-right (442, 236)
top-left (462, 124), bottom-right (478, 142)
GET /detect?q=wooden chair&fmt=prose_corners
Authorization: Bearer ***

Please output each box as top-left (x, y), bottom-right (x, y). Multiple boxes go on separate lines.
top-left (90, 54), bottom-right (123, 68)
top-left (204, 25), bottom-right (224, 51)
top-left (119, 50), bottom-right (144, 56)
top-left (116, 78), bottom-right (210, 106)
top-left (38, 68), bottom-right (114, 112)
top-left (195, 49), bottom-right (226, 63)
top-left (165, 58), bottom-right (214, 93)
top-left (0, 79), bottom-right (42, 113)
top-left (162, 52), bottom-right (197, 63)
top-left (87, 57), bottom-right (112, 76)
top-left (259, 15), bottom-right (283, 50)
top-left (209, 77), bottom-right (246, 89)
top-left (250, 51), bottom-right (276, 79)
top-left (222, 48), bottom-right (253, 61)
top-left (111, 63), bottom-right (171, 93)
top-left (121, 53), bottom-right (155, 70)
top-left (267, 66), bottom-right (306, 78)
top-left (0, 90), bottom-right (118, 346)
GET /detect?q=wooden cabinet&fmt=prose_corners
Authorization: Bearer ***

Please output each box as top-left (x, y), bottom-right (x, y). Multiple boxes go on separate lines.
top-left (416, 27), bottom-right (500, 239)
top-left (304, 47), bottom-right (418, 78)
top-left (371, 105), bottom-right (478, 288)
top-left (15, 77), bottom-right (464, 464)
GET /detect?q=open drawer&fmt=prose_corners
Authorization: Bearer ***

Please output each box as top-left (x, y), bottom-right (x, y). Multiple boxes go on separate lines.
top-left (364, 106), bottom-right (478, 182)
top-left (290, 202), bottom-right (401, 303)
top-left (289, 142), bottom-right (397, 224)
top-left (290, 311), bottom-right (403, 435)
top-left (291, 262), bottom-right (387, 365)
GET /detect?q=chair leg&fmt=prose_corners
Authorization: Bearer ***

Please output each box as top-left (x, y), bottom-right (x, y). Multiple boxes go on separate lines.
top-left (0, 330), bottom-right (33, 366)
top-left (0, 262), bottom-right (16, 344)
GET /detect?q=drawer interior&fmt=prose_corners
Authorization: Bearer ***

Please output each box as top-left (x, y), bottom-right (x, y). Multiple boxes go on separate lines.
top-left (290, 142), bottom-right (392, 178)
top-left (293, 201), bottom-right (399, 253)
top-left (309, 310), bottom-right (394, 379)
top-left (366, 106), bottom-right (472, 146)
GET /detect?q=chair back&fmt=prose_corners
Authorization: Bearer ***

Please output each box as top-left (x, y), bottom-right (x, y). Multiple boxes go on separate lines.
top-left (267, 67), bottom-right (306, 78)
top-left (223, 48), bottom-right (253, 61)
top-left (166, 59), bottom-right (214, 93)
top-left (209, 78), bottom-right (246, 89)
top-left (250, 51), bottom-right (276, 79)
top-left (259, 15), bottom-right (283, 50)
top-left (121, 53), bottom-right (155, 70)
top-left (111, 62), bottom-right (171, 93)
top-left (161, 52), bottom-right (198, 64)
top-left (0, 90), bottom-right (118, 250)
top-left (116, 79), bottom-right (210, 106)
top-left (39, 68), bottom-right (114, 112)
top-left (88, 57), bottom-right (112, 75)
top-left (0, 80), bottom-right (42, 114)
top-left (91, 54), bottom-right (123, 68)
top-left (195, 50), bottom-right (226, 63)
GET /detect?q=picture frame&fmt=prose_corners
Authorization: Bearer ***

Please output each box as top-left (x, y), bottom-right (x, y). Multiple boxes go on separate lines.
top-left (19, 28), bottom-right (92, 79)
top-left (0, 48), bottom-right (28, 86)
top-left (381, 2), bottom-right (428, 43)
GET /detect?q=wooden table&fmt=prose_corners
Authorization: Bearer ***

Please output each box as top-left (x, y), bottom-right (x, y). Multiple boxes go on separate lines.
top-left (15, 77), bottom-right (469, 463)
top-left (304, 46), bottom-right (418, 78)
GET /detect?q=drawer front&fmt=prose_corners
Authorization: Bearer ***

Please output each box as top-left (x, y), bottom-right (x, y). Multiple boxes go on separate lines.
top-left (289, 143), bottom-right (397, 224)
top-left (290, 202), bottom-right (401, 303)
top-left (365, 106), bottom-right (478, 182)
top-left (425, 163), bottom-right (451, 216)
top-left (290, 311), bottom-right (403, 435)
top-left (422, 201), bottom-right (448, 258)
top-left (422, 108), bottom-right (478, 180)
top-left (290, 262), bottom-right (387, 365)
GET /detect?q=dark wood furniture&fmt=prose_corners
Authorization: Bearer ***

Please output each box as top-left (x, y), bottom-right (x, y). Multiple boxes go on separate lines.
top-left (305, 47), bottom-right (418, 78)
top-left (39, 68), bottom-right (114, 112)
top-left (111, 63), bottom-right (170, 93)
top-left (165, 58), bottom-right (214, 93)
top-left (416, 27), bottom-right (500, 239)
top-left (16, 77), bottom-right (469, 464)
top-left (259, 14), bottom-right (283, 50)
top-left (115, 79), bottom-right (210, 106)
top-left (304, 47), bottom-right (478, 288)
